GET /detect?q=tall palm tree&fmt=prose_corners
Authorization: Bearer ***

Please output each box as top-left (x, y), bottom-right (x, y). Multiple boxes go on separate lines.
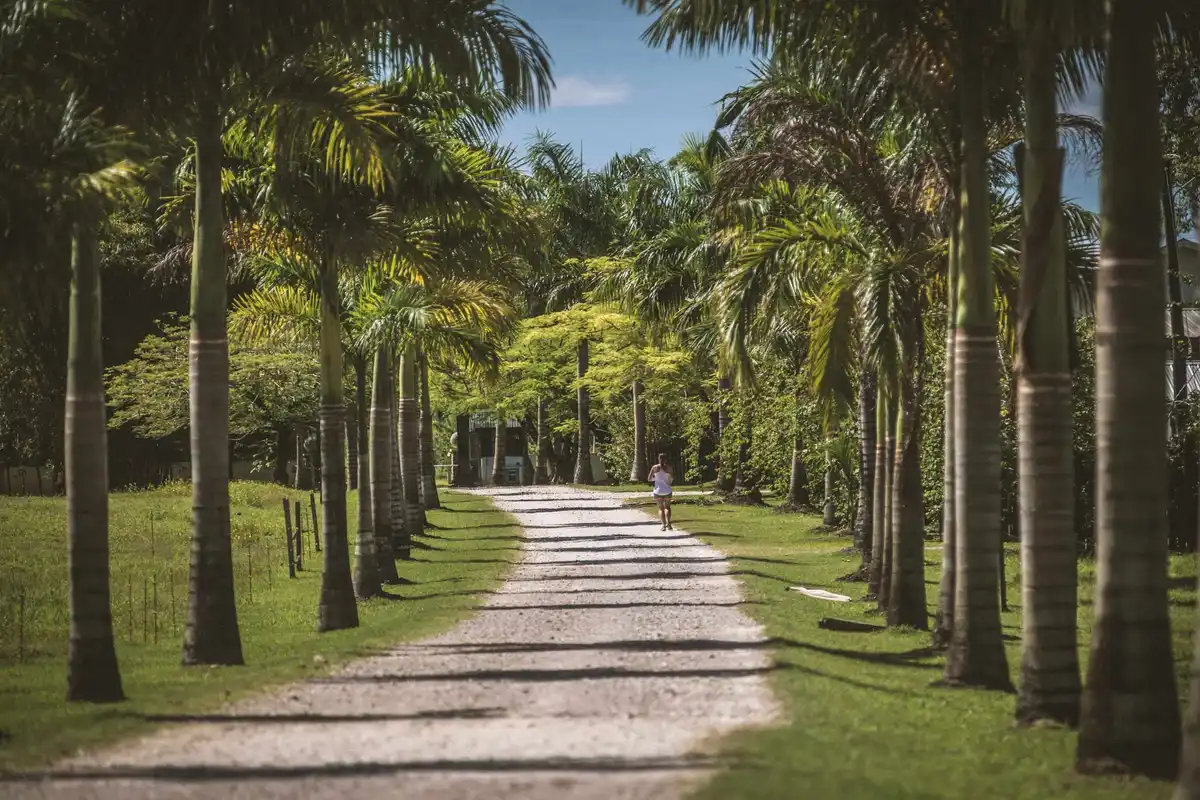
top-left (397, 344), bottom-right (424, 536)
top-left (95, 0), bottom-right (551, 663)
top-left (1009, 0), bottom-right (1080, 728)
top-left (417, 344), bottom-right (441, 508)
top-left (3, 98), bottom-right (141, 701)
top-left (368, 343), bottom-right (399, 582)
top-left (1, 5), bottom-right (143, 699)
top-left (349, 349), bottom-right (377, 598)
top-left (1076, 0), bottom-right (1180, 779)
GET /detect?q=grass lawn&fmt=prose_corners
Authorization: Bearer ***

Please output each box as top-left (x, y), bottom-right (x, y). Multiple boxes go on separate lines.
top-left (0, 483), bottom-right (515, 772)
top-left (625, 496), bottom-right (1197, 800)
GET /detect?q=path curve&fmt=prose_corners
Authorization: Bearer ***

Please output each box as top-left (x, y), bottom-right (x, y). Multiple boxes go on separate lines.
top-left (7, 486), bottom-right (777, 800)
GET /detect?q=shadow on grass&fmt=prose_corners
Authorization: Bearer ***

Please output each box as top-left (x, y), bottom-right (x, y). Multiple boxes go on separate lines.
top-left (418, 532), bottom-right (521, 542)
top-left (7, 755), bottom-right (722, 783)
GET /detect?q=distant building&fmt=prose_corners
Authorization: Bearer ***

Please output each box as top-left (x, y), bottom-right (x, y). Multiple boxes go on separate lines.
top-left (1164, 239), bottom-right (1200, 401)
top-left (463, 413), bottom-right (529, 485)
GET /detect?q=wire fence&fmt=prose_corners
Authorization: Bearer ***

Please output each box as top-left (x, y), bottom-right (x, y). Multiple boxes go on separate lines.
top-left (0, 489), bottom-right (323, 665)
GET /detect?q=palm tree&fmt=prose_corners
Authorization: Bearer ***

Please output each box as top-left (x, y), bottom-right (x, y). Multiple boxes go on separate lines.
top-left (351, 357), bottom-right (381, 598)
top-left (14, 102), bottom-right (140, 702)
top-left (368, 342), bottom-right (400, 580)
top-left (1009, 0), bottom-right (1080, 728)
top-left (0, 6), bottom-right (141, 698)
top-left (1076, 0), bottom-right (1180, 779)
top-left (91, 0), bottom-right (551, 663)
top-left (397, 344), bottom-right (424, 537)
top-left (417, 344), bottom-right (441, 508)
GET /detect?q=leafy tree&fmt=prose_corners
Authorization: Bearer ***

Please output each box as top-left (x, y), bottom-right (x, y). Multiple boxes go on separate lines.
top-left (108, 317), bottom-right (319, 441)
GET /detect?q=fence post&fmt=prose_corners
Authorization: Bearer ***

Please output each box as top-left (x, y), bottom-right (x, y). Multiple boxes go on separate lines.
top-left (152, 575), bottom-right (159, 645)
top-left (283, 498), bottom-right (296, 578)
top-left (295, 503), bottom-right (304, 571)
top-left (142, 577), bottom-right (149, 643)
top-left (247, 542), bottom-right (253, 604)
top-left (169, 570), bottom-right (177, 633)
top-left (310, 493), bottom-right (321, 552)
top-left (18, 588), bottom-right (25, 664)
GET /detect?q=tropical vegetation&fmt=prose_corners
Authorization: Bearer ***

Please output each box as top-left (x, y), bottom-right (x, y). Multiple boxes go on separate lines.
top-left (6, 0), bottom-right (1200, 794)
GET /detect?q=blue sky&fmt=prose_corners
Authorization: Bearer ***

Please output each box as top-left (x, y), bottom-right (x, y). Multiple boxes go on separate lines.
top-left (500, 0), bottom-right (1103, 211)
top-left (499, 0), bottom-right (753, 166)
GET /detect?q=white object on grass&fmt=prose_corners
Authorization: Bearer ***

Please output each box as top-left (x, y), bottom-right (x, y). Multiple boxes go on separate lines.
top-left (788, 586), bottom-right (851, 602)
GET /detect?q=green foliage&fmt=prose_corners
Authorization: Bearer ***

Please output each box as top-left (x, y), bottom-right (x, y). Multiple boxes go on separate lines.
top-left (106, 316), bottom-right (319, 440)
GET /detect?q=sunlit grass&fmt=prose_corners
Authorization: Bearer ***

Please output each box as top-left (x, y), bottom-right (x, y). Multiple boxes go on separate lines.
top-left (624, 496), bottom-right (1193, 800)
top-left (0, 484), bottom-right (515, 772)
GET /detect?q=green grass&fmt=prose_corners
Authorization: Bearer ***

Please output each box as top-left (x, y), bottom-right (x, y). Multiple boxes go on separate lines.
top-left (0, 483), bottom-right (515, 772)
top-left (623, 496), bottom-right (1196, 800)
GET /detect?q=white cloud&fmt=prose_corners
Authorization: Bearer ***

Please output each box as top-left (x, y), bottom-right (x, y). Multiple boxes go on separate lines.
top-left (550, 75), bottom-right (631, 108)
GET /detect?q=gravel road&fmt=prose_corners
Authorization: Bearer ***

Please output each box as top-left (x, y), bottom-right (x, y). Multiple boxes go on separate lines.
top-left (5, 486), bottom-right (778, 800)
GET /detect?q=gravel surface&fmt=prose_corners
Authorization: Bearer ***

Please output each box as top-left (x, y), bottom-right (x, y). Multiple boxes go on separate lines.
top-left (5, 486), bottom-right (778, 800)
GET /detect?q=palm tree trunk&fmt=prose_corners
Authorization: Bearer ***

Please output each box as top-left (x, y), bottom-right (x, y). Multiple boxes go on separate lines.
top-left (1077, 1), bottom-right (1179, 777)
top-left (65, 221), bottom-right (123, 702)
top-left (933, 205), bottom-right (960, 650)
top-left (315, 261), bottom-right (356, 633)
top-left (787, 386), bottom-right (811, 508)
top-left (1013, 10), bottom-right (1079, 728)
top-left (352, 355), bottom-right (379, 600)
top-left (716, 373), bottom-right (735, 492)
top-left (345, 396), bottom-right (358, 492)
top-left (491, 417), bottom-right (507, 485)
top-left (417, 345), bottom-right (441, 509)
top-left (398, 344), bottom-right (424, 540)
top-left (630, 379), bottom-right (648, 482)
top-left (888, 353), bottom-right (928, 630)
top-left (734, 417), bottom-right (755, 493)
top-left (535, 399), bottom-right (551, 484)
top-left (183, 109), bottom-right (243, 666)
top-left (878, 398), bottom-right (896, 612)
top-left (854, 370), bottom-right (876, 560)
top-left (867, 391), bottom-right (889, 600)
top-left (573, 338), bottom-right (594, 484)
top-left (369, 347), bottom-right (399, 584)
top-left (390, 379), bottom-right (408, 559)
top-left (822, 448), bottom-right (837, 526)
top-left (945, 19), bottom-right (1010, 690)
top-left (454, 413), bottom-right (475, 487)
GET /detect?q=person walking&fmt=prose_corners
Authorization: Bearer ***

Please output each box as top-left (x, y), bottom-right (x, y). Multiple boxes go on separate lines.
top-left (648, 453), bottom-right (673, 531)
